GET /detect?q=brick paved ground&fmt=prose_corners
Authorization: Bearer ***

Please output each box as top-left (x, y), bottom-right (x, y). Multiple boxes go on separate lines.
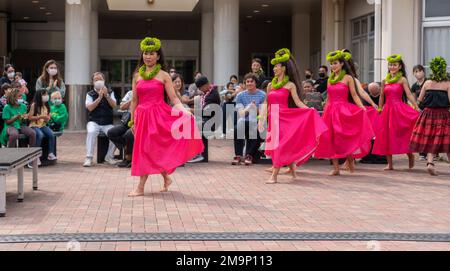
top-left (0, 133), bottom-right (449, 251)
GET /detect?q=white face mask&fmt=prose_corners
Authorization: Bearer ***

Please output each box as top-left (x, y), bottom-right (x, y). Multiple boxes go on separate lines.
top-left (7, 72), bottom-right (15, 79)
top-left (94, 80), bottom-right (105, 90)
top-left (42, 95), bottom-right (49, 103)
top-left (47, 68), bottom-right (58, 76)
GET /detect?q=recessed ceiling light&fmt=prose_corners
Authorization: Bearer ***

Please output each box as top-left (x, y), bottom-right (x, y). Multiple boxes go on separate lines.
top-left (246, 15), bottom-right (253, 18)
top-left (253, 10), bottom-right (260, 13)
top-left (23, 16), bottom-right (30, 20)
top-left (32, 0), bottom-right (39, 4)
top-left (262, 4), bottom-right (269, 8)
top-left (146, 18), bottom-right (153, 22)
top-left (45, 12), bottom-right (52, 15)
top-left (39, 6), bottom-right (46, 10)
top-left (266, 20), bottom-right (272, 23)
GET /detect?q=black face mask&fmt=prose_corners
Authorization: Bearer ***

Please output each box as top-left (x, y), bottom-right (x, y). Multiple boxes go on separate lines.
top-left (318, 72), bottom-right (326, 78)
top-left (305, 74), bottom-right (312, 79)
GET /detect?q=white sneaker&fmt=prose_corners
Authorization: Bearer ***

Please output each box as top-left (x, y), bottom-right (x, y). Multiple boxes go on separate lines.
top-left (48, 153), bottom-right (57, 161)
top-left (104, 156), bottom-right (119, 165)
top-left (83, 157), bottom-right (93, 167)
top-left (187, 155), bottom-right (204, 163)
top-left (27, 159), bottom-right (41, 169)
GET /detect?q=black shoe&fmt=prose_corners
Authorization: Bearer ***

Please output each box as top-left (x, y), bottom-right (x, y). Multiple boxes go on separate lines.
top-left (117, 160), bottom-right (131, 168)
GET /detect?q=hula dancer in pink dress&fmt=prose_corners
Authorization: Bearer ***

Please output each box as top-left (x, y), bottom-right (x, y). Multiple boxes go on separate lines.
top-left (258, 49), bottom-right (328, 184)
top-left (314, 50), bottom-right (375, 176)
top-left (410, 57), bottom-right (450, 176)
top-left (372, 54), bottom-right (419, 170)
top-left (128, 37), bottom-right (204, 196)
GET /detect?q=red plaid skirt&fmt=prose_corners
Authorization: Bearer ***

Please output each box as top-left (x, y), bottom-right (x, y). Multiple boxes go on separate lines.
top-left (410, 108), bottom-right (450, 153)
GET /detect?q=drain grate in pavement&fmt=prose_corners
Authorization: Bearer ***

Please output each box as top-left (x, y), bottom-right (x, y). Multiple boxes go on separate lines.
top-left (0, 232), bottom-right (449, 244)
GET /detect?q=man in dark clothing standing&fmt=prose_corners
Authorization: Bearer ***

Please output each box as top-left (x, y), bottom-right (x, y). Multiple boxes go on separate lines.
top-left (188, 76), bottom-right (221, 163)
top-left (314, 65), bottom-right (329, 94)
top-left (251, 58), bottom-right (269, 89)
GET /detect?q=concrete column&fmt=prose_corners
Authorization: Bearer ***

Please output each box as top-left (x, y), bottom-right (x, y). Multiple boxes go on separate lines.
top-left (292, 13), bottom-right (311, 80)
top-left (213, 0), bottom-right (239, 87)
top-left (381, 0), bottom-right (421, 82)
top-left (65, 0), bottom-right (92, 131)
top-left (90, 10), bottom-right (99, 75)
top-left (321, 0), bottom-right (345, 64)
top-left (374, 0), bottom-right (382, 82)
top-left (0, 13), bottom-right (7, 57)
top-left (201, 11), bottom-right (214, 80)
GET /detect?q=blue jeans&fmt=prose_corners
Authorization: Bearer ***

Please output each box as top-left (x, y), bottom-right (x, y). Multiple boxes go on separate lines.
top-left (32, 126), bottom-right (55, 155)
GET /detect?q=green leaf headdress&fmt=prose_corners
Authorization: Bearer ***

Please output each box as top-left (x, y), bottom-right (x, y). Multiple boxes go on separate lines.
top-left (326, 50), bottom-right (345, 62)
top-left (271, 48), bottom-right (291, 65)
top-left (387, 54), bottom-right (402, 63)
top-left (342, 51), bottom-right (352, 61)
top-left (140, 37), bottom-right (161, 52)
top-left (429, 56), bottom-right (449, 82)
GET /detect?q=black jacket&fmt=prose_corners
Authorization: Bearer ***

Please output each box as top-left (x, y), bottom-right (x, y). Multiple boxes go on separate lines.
top-left (202, 88), bottom-right (221, 131)
top-left (87, 89), bottom-right (114, 125)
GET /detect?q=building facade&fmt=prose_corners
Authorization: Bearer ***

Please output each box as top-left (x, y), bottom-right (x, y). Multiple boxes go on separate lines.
top-left (0, 0), bottom-right (449, 131)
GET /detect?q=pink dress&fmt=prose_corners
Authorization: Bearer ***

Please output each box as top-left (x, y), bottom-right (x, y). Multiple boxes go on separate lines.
top-left (265, 87), bottom-right (328, 168)
top-left (372, 83), bottom-right (419, 155)
top-left (314, 82), bottom-right (375, 159)
top-left (131, 79), bottom-right (204, 176)
top-left (365, 106), bottom-right (381, 131)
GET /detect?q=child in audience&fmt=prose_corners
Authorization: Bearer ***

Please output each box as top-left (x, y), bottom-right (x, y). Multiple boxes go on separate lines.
top-left (49, 91), bottom-right (69, 131)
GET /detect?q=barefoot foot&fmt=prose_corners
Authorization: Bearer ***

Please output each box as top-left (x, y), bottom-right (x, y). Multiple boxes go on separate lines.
top-left (329, 169), bottom-right (340, 176)
top-left (427, 163), bottom-right (437, 176)
top-left (160, 176), bottom-right (173, 192)
top-left (265, 167), bottom-right (274, 173)
top-left (408, 156), bottom-right (415, 169)
top-left (128, 188), bottom-right (145, 197)
top-left (265, 177), bottom-right (277, 184)
top-left (384, 165), bottom-right (394, 171)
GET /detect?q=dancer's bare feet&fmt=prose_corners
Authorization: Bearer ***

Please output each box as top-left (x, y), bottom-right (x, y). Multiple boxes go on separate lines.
top-left (427, 163), bottom-right (437, 176)
top-left (383, 165), bottom-right (394, 171)
top-left (265, 167), bottom-right (274, 173)
top-left (347, 159), bottom-right (355, 173)
top-left (340, 161), bottom-right (350, 171)
top-left (284, 168), bottom-right (293, 175)
top-left (128, 187), bottom-right (145, 197)
top-left (329, 169), bottom-right (340, 176)
top-left (266, 177), bottom-right (277, 184)
top-left (408, 154), bottom-right (415, 169)
top-left (160, 175), bottom-right (173, 192)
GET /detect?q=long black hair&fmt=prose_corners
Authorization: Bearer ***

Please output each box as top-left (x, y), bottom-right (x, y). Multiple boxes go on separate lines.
top-left (31, 89), bottom-right (50, 116)
top-left (279, 55), bottom-right (304, 108)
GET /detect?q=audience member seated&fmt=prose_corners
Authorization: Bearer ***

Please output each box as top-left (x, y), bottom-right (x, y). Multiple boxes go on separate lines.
top-left (303, 80), bottom-right (324, 112)
top-left (107, 89), bottom-right (134, 168)
top-left (28, 89), bottom-right (57, 166)
top-left (0, 88), bottom-right (36, 149)
top-left (49, 91), bottom-right (69, 132)
top-left (232, 73), bottom-right (266, 166)
top-left (83, 72), bottom-right (117, 167)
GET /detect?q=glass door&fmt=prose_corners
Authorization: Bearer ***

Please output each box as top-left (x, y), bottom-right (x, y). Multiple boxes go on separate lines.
top-left (165, 57), bottom-right (198, 85)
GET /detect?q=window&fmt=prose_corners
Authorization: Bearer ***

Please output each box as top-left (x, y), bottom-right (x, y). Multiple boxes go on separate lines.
top-left (422, 0), bottom-right (450, 72)
top-left (424, 0), bottom-right (450, 20)
top-left (101, 58), bottom-right (137, 104)
top-left (351, 14), bottom-right (375, 83)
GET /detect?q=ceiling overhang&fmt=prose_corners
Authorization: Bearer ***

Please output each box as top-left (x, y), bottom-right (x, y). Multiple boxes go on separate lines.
top-left (106, 0), bottom-right (199, 12)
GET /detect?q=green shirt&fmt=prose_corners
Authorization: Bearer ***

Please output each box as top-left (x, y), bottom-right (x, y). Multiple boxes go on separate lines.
top-left (1, 103), bottom-right (27, 146)
top-left (50, 104), bottom-right (69, 131)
